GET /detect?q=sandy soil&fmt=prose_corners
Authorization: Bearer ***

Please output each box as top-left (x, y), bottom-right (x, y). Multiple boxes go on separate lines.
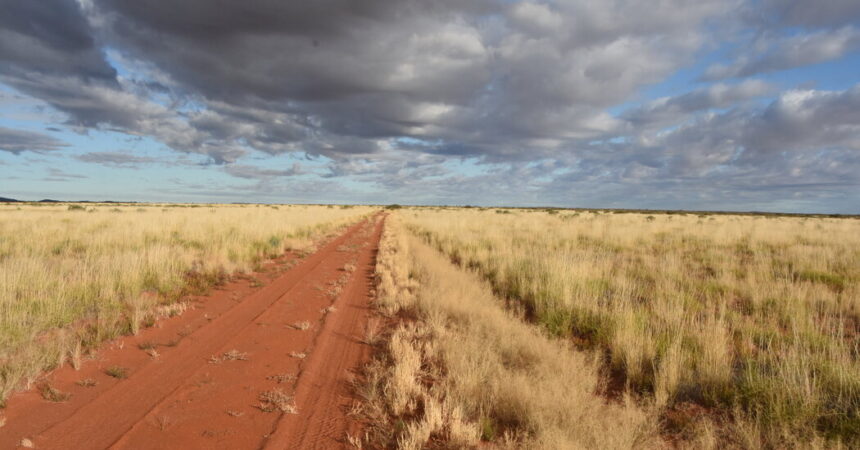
top-left (0, 214), bottom-right (383, 449)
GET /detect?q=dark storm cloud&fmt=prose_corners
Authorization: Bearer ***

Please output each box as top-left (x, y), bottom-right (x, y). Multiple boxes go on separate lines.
top-left (0, 0), bottom-right (858, 211)
top-left (0, 0), bottom-right (116, 81)
top-left (0, 0), bottom-right (729, 164)
top-left (95, 0), bottom-right (496, 103)
top-left (82, 0), bottom-right (727, 161)
top-left (0, 126), bottom-right (68, 154)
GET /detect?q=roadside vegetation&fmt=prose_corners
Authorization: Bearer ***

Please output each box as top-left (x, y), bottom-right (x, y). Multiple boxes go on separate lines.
top-left (0, 203), bottom-right (374, 403)
top-left (396, 207), bottom-right (860, 447)
top-left (360, 216), bottom-right (656, 449)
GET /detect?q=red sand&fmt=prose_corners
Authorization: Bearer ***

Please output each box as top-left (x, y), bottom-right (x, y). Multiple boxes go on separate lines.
top-left (0, 214), bottom-right (383, 449)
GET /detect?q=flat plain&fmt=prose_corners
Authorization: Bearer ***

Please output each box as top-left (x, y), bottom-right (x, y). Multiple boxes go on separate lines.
top-left (0, 203), bottom-right (374, 402)
top-left (385, 207), bottom-right (859, 447)
top-left (1, 204), bottom-right (857, 449)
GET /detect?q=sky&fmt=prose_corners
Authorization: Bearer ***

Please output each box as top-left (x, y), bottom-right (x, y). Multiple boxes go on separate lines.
top-left (0, 0), bottom-right (859, 213)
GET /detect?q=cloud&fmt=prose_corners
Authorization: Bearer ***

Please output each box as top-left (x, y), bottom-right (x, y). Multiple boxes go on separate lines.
top-left (704, 27), bottom-right (860, 80)
top-left (75, 151), bottom-right (158, 168)
top-left (79, 0), bottom-right (729, 161)
top-left (620, 84), bottom-right (860, 179)
top-left (224, 163), bottom-right (303, 179)
top-left (0, 0), bottom-right (733, 166)
top-left (0, 126), bottom-right (68, 154)
top-left (0, 0), bottom-right (116, 81)
top-left (759, 0), bottom-right (860, 28)
top-left (744, 85), bottom-right (860, 153)
top-left (1, 72), bottom-right (249, 163)
top-left (44, 167), bottom-right (87, 182)
top-left (0, 0), bottom-right (858, 212)
top-left (623, 80), bottom-right (774, 127)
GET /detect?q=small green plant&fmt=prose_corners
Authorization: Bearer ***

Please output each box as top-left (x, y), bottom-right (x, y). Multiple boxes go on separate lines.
top-left (794, 270), bottom-right (846, 292)
top-left (480, 417), bottom-right (497, 441)
top-left (67, 204), bottom-right (86, 211)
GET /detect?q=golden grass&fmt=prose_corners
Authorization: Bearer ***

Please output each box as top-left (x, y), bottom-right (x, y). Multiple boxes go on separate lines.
top-left (360, 216), bottom-right (656, 449)
top-left (0, 203), bottom-right (374, 403)
top-left (258, 388), bottom-right (297, 414)
top-left (400, 208), bottom-right (860, 447)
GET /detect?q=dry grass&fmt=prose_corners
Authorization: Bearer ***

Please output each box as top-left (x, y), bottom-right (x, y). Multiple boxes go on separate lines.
top-left (360, 216), bottom-right (655, 449)
top-left (209, 349), bottom-right (248, 363)
top-left (258, 388), bottom-right (297, 413)
top-left (76, 378), bottom-right (97, 387)
top-left (291, 321), bottom-right (311, 331)
top-left (138, 341), bottom-right (157, 351)
top-left (0, 203), bottom-right (375, 402)
top-left (266, 373), bottom-right (295, 384)
top-left (104, 366), bottom-right (128, 379)
top-left (401, 208), bottom-right (860, 447)
top-left (39, 383), bottom-right (71, 402)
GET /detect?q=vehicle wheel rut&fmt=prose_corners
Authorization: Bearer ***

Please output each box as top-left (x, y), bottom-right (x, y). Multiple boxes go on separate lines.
top-left (0, 214), bottom-right (384, 450)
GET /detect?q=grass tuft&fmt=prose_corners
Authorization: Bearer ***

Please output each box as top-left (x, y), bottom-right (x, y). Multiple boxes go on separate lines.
top-left (291, 321), bottom-right (311, 331)
top-left (39, 384), bottom-right (71, 402)
top-left (257, 389), bottom-right (297, 413)
top-left (105, 366), bottom-right (129, 379)
top-left (76, 378), bottom-right (97, 387)
top-left (209, 349), bottom-right (248, 363)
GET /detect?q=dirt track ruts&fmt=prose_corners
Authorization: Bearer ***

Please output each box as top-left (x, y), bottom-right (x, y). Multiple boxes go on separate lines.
top-left (0, 214), bottom-right (383, 449)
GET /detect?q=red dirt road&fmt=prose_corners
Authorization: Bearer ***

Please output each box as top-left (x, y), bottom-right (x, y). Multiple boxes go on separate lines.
top-left (0, 214), bottom-right (383, 449)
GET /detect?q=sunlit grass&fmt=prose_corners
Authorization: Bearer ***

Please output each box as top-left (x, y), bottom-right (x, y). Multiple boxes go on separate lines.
top-left (362, 216), bottom-right (654, 449)
top-left (401, 207), bottom-right (860, 446)
top-left (0, 203), bottom-right (375, 402)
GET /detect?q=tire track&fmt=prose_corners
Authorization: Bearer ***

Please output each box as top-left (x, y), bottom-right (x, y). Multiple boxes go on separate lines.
top-left (263, 215), bottom-right (383, 449)
top-left (0, 215), bottom-right (380, 450)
